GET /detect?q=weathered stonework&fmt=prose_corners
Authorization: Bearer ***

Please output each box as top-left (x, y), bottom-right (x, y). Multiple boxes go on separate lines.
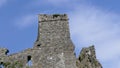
top-left (76, 46), bottom-right (102, 68)
top-left (0, 14), bottom-right (102, 68)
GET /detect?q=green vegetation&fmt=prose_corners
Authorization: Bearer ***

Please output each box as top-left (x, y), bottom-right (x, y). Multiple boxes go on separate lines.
top-left (3, 61), bottom-right (23, 68)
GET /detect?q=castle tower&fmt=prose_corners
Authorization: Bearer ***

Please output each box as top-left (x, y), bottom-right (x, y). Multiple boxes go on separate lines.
top-left (34, 14), bottom-right (70, 47)
top-left (0, 14), bottom-right (102, 68)
top-left (33, 14), bottom-right (77, 68)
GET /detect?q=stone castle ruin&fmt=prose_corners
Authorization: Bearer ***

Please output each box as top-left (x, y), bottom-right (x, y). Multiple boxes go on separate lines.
top-left (0, 14), bottom-right (102, 68)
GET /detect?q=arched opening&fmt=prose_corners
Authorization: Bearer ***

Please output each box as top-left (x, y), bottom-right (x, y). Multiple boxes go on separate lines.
top-left (0, 62), bottom-right (4, 68)
top-left (27, 56), bottom-right (32, 67)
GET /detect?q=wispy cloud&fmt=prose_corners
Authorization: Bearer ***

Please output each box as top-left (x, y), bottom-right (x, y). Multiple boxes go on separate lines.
top-left (0, 0), bottom-right (7, 7)
top-left (14, 15), bottom-right (37, 28)
top-left (69, 5), bottom-right (120, 68)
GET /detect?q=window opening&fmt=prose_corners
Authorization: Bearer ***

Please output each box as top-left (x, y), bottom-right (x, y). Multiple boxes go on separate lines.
top-left (27, 56), bottom-right (32, 67)
top-left (0, 62), bottom-right (4, 68)
top-left (37, 44), bottom-right (41, 47)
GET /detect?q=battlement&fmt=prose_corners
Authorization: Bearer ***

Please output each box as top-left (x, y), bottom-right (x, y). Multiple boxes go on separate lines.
top-left (36, 14), bottom-right (71, 47)
top-left (38, 14), bottom-right (68, 22)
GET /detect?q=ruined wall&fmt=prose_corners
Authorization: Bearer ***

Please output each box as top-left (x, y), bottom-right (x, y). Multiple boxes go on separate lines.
top-left (0, 14), bottom-right (102, 68)
top-left (33, 14), bottom-right (77, 68)
top-left (76, 46), bottom-right (102, 68)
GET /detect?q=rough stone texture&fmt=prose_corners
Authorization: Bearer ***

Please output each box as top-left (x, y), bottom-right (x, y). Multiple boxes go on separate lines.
top-left (33, 14), bottom-right (77, 68)
top-left (76, 46), bottom-right (102, 68)
top-left (0, 14), bottom-right (102, 68)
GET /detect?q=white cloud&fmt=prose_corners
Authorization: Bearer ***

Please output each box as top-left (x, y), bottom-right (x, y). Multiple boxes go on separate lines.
top-left (0, 0), bottom-right (7, 7)
top-left (68, 5), bottom-right (120, 68)
top-left (14, 15), bottom-right (37, 28)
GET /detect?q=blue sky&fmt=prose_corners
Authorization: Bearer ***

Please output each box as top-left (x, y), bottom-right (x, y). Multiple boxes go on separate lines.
top-left (0, 0), bottom-right (120, 68)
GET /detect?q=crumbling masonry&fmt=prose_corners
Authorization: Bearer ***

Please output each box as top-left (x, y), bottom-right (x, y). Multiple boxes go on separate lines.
top-left (0, 14), bottom-right (102, 68)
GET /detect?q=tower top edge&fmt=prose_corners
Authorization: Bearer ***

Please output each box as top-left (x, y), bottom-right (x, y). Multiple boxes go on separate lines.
top-left (38, 14), bottom-right (68, 22)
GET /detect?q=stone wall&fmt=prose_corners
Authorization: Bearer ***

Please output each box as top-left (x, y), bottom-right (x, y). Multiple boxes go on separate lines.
top-left (33, 14), bottom-right (77, 68)
top-left (0, 14), bottom-right (102, 68)
top-left (76, 46), bottom-right (102, 68)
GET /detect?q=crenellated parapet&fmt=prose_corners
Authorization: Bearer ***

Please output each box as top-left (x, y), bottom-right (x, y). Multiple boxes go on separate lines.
top-left (38, 14), bottom-right (68, 22)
